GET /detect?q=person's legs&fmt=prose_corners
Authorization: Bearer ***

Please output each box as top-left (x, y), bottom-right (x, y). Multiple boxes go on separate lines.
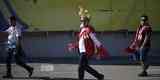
top-left (135, 51), bottom-right (140, 62)
top-left (3, 48), bottom-right (14, 78)
top-left (78, 53), bottom-right (104, 80)
top-left (129, 51), bottom-right (139, 62)
top-left (15, 45), bottom-right (33, 77)
top-left (138, 48), bottom-right (150, 76)
top-left (78, 53), bottom-right (86, 80)
top-left (85, 65), bottom-right (104, 80)
top-left (129, 51), bottom-right (140, 64)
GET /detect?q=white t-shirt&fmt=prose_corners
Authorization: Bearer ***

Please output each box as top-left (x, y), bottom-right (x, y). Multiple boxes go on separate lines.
top-left (6, 26), bottom-right (22, 48)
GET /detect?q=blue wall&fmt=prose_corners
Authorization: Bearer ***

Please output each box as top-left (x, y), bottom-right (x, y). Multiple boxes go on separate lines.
top-left (0, 31), bottom-right (160, 64)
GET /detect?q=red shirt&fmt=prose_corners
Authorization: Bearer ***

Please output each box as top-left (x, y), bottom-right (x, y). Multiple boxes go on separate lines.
top-left (125, 23), bottom-right (152, 53)
top-left (140, 25), bottom-right (152, 48)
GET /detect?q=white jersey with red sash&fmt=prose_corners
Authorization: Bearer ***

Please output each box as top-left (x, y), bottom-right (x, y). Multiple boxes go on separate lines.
top-left (78, 25), bottom-right (109, 58)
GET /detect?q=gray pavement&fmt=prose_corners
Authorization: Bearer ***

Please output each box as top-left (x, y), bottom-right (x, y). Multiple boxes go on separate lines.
top-left (0, 63), bottom-right (160, 80)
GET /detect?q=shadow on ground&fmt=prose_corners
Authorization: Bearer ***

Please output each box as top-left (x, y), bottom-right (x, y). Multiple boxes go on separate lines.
top-left (147, 74), bottom-right (160, 77)
top-left (2, 77), bottom-right (112, 80)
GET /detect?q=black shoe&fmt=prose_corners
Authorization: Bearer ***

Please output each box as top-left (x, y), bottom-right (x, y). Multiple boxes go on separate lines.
top-left (3, 74), bottom-right (13, 78)
top-left (28, 67), bottom-right (34, 77)
top-left (138, 71), bottom-right (148, 77)
top-left (97, 74), bottom-right (104, 80)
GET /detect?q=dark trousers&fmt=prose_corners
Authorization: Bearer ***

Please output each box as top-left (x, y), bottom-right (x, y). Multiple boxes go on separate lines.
top-left (6, 46), bottom-right (32, 75)
top-left (78, 53), bottom-right (101, 80)
top-left (131, 47), bottom-right (150, 71)
top-left (139, 48), bottom-right (150, 72)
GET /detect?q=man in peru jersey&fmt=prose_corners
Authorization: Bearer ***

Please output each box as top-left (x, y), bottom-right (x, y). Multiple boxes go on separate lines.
top-left (77, 6), bottom-right (110, 79)
top-left (125, 15), bottom-right (152, 76)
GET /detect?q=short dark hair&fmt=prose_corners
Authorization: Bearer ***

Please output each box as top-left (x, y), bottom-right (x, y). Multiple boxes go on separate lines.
top-left (10, 16), bottom-right (16, 21)
top-left (140, 14), bottom-right (148, 21)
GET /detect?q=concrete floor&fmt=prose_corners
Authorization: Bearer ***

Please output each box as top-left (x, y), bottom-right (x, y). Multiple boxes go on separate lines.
top-left (0, 63), bottom-right (160, 80)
